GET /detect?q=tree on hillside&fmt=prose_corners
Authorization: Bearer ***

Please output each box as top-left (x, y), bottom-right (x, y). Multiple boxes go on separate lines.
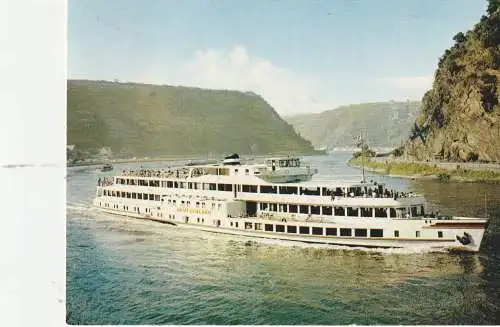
top-left (487, 0), bottom-right (500, 15)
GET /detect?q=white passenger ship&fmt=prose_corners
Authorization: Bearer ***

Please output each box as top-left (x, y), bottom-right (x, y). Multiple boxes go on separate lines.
top-left (93, 154), bottom-right (488, 252)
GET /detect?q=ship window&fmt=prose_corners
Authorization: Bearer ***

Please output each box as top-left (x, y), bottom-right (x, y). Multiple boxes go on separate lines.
top-left (370, 229), bottom-right (384, 237)
top-left (420, 206), bottom-right (425, 216)
top-left (242, 184), bottom-right (258, 193)
top-left (148, 194), bottom-right (153, 200)
top-left (289, 204), bottom-right (298, 213)
top-left (196, 202), bottom-right (200, 208)
top-left (260, 186), bottom-right (277, 194)
top-left (394, 230), bottom-right (399, 237)
top-left (167, 181), bottom-right (173, 188)
top-left (154, 195), bottom-right (160, 201)
top-left (275, 225), bottom-right (285, 232)
top-left (230, 222), bottom-right (233, 227)
top-left (269, 203), bottom-right (277, 212)
top-left (188, 182), bottom-right (193, 189)
top-left (245, 222), bottom-right (253, 230)
top-left (361, 208), bottom-right (372, 218)
top-left (322, 206), bottom-right (333, 215)
top-left (299, 226), bottom-right (310, 235)
top-left (438, 231), bottom-right (443, 238)
top-left (299, 205), bottom-right (309, 214)
top-left (411, 206), bottom-right (418, 217)
top-left (311, 206), bottom-right (320, 215)
top-left (355, 229), bottom-right (367, 237)
top-left (416, 231), bottom-right (421, 238)
top-left (375, 208), bottom-right (387, 218)
top-left (287, 225), bottom-right (297, 233)
top-left (254, 223), bottom-right (262, 230)
top-left (340, 228), bottom-right (352, 237)
top-left (347, 207), bottom-right (359, 217)
top-left (326, 228), bottom-right (337, 236)
top-left (245, 169), bottom-right (249, 175)
top-left (143, 193), bottom-right (147, 200)
top-left (279, 204), bottom-right (288, 212)
top-left (389, 208), bottom-right (397, 218)
top-left (121, 191), bottom-right (126, 197)
top-left (260, 203), bottom-right (268, 210)
top-left (209, 183), bottom-right (216, 190)
top-left (127, 192), bottom-right (131, 198)
top-left (312, 227), bottom-right (323, 235)
top-left (132, 193), bottom-right (137, 199)
top-left (265, 224), bottom-right (273, 232)
top-left (334, 207), bottom-right (345, 216)
top-left (161, 181), bottom-right (166, 187)
top-left (279, 186), bottom-right (298, 194)
top-left (234, 169), bottom-right (238, 174)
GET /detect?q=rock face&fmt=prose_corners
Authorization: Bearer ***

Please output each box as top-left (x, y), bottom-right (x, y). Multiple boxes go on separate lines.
top-left (403, 1), bottom-right (500, 163)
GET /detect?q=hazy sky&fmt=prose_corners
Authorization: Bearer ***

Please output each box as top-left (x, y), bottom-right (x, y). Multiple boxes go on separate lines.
top-left (68, 0), bottom-right (487, 115)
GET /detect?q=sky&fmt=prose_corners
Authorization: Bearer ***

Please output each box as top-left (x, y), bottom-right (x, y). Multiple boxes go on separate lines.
top-left (68, 0), bottom-right (487, 115)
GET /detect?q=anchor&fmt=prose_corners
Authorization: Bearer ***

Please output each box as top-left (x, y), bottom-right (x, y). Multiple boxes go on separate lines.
top-left (456, 232), bottom-right (472, 245)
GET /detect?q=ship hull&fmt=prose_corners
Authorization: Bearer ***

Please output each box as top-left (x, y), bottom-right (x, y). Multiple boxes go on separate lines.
top-left (94, 206), bottom-right (485, 252)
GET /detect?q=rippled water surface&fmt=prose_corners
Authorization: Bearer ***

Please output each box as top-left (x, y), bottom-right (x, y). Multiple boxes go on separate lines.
top-left (67, 154), bottom-right (500, 325)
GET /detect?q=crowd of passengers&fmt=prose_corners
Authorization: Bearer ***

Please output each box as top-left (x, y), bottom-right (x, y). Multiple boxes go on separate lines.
top-left (97, 177), bottom-right (113, 186)
top-left (329, 183), bottom-right (415, 200)
top-left (120, 167), bottom-right (197, 179)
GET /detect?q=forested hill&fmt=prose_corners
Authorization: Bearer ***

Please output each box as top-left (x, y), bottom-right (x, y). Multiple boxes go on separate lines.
top-left (402, 0), bottom-right (500, 162)
top-left (285, 101), bottom-right (421, 149)
top-left (67, 80), bottom-right (316, 159)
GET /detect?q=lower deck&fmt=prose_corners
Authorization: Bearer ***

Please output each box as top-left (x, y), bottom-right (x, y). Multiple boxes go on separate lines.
top-left (93, 197), bottom-right (486, 252)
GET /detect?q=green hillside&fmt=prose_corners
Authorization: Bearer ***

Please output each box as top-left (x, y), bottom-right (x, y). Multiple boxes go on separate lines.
top-left (285, 101), bottom-right (421, 149)
top-left (67, 80), bottom-right (316, 159)
top-left (402, 0), bottom-right (500, 162)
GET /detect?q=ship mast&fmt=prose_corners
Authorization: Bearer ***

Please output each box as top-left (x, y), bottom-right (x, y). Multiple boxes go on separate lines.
top-left (361, 130), bottom-right (366, 183)
top-left (354, 130), bottom-right (366, 183)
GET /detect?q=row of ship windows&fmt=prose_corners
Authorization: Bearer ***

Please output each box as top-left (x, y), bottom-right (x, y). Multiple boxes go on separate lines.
top-left (175, 216), bottom-right (444, 239)
top-left (99, 201), bottom-right (443, 239)
top-left (104, 190), bottom-right (161, 201)
top-left (236, 223), bottom-right (443, 238)
top-left (102, 191), bottom-right (224, 210)
top-left (259, 202), bottom-right (423, 218)
top-left (113, 179), bottom-right (378, 197)
top-left (102, 190), bottom-right (421, 218)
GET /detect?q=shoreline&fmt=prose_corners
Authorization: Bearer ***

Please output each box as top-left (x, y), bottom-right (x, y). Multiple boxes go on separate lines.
top-left (348, 157), bottom-right (500, 184)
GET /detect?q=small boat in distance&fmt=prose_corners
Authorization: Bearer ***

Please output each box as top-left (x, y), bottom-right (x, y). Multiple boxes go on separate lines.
top-left (101, 163), bottom-right (113, 172)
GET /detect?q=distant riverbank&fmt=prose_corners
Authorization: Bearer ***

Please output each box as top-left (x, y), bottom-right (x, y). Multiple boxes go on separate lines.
top-left (348, 156), bottom-right (500, 183)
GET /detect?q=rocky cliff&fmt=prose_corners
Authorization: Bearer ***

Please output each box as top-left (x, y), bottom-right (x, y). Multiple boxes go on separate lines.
top-left (403, 1), bottom-right (500, 162)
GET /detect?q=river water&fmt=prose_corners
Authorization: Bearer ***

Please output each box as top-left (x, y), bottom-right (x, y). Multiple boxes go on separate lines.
top-left (66, 153), bottom-right (500, 325)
